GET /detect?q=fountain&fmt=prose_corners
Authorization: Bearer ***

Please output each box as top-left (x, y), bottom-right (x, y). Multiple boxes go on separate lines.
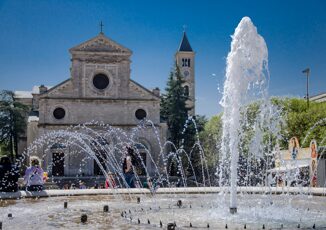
top-left (220, 16), bottom-right (269, 213)
top-left (1, 16), bottom-right (326, 229)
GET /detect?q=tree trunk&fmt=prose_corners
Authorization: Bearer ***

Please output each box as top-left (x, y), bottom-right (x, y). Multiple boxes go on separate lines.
top-left (9, 134), bottom-right (14, 161)
top-left (14, 132), bottom-right (18, 159)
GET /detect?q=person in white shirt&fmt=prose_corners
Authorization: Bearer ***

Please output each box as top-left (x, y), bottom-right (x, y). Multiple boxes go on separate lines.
top-left (24, 157), bottom-right (44, 191)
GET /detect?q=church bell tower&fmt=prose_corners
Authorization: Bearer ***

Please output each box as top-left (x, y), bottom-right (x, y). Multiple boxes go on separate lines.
top-left (175, 31), bottom-right (195, 116)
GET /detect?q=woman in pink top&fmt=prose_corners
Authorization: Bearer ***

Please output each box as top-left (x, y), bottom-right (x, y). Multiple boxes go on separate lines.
top-left (105, 173), bottom-right (116, 188)
top-left (24, 157), bottom-right (44, 191)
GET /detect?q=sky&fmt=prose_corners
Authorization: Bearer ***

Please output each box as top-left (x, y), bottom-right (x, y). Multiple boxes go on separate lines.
top-left (0, 0), bottom-right (325, 117)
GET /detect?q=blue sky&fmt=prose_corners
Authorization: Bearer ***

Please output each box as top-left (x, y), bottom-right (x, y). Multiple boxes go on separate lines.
top-left (0, 0), bottom-right (325, 117)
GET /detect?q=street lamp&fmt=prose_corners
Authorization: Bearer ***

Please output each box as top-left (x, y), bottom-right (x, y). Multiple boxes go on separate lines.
top-left (302, 68), bottom-right (310, 108)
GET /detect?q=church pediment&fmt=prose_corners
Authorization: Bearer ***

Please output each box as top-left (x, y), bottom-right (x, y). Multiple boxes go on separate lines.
top-left (40, 79), bottom-right (74, 97)
top-left (129, 80), bottom-right (160, 100)
top-left (69, 33), bottom-right (132, 55)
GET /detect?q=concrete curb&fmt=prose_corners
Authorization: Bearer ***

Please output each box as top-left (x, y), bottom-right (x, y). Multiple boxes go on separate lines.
top-left (0, 187), bottom-right (325, 200)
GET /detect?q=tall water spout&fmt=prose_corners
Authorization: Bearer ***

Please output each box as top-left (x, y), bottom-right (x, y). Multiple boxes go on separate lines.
top-left (220, 16), bottom-right (269, 213)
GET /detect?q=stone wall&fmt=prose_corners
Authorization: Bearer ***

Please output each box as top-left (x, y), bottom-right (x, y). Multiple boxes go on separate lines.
top-left (37, 98), bottom-right (160, 125)
top-left (33, 123), bottom-right (167, 177)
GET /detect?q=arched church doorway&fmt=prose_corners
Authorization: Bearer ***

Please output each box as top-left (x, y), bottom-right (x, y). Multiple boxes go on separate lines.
top-left (91, 137), bottom-right (109, 176)
top-left (51, 143), bottom-right (66, 176)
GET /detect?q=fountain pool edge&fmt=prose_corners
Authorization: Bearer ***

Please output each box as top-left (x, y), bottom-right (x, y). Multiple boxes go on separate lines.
top-left (1, 187), bottom-right (325, 200)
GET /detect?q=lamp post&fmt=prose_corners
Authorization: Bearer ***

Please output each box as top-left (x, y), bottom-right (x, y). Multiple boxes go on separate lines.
top-left (302, 68), bottom-right (310, 108)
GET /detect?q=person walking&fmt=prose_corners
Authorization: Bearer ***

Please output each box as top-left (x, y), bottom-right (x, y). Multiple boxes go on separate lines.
top-left (123, 155), bottom-right (135, 188)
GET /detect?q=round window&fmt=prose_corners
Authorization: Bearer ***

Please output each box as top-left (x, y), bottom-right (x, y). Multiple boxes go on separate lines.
top-left (53, 107), bottom-right (65, 119)
top-left (135, 109), bottom-right (147, 120)
top-left (93, 73), bottom-right (109, 90)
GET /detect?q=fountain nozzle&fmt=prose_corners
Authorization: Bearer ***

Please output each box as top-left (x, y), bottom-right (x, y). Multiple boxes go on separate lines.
top-left (81, 214), bottom-right (87, 223)
top-left (177, 200), bottom-right (182, 208)
top-left (230, 207), bottom-right (237, 214)
top-left (167, 223), bottom-right (176, 230)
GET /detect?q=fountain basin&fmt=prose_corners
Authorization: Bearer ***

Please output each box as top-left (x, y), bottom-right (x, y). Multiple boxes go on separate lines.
top-left (1, 188), bottom-right (326, 229)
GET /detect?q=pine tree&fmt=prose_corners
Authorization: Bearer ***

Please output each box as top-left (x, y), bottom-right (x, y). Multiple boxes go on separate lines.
top-left (160, 64), bottom-right (189, 177)
top-left (161, 64), bottom-right (209, 181)
top-left (160, 63), bottom-right (188, 149)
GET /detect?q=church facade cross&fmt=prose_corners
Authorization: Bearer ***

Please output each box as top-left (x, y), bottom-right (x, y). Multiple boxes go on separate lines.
top-left (99, 21), bottom-right (104, 34)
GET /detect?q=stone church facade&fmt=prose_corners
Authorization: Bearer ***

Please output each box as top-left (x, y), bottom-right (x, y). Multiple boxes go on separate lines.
top-left (15, 31), bottom-right (195, 177)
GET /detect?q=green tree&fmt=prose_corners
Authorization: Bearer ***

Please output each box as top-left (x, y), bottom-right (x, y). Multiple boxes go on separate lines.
top-left (199, 97), bottom-right (326, 185)
top-left (0, 143), bottom-right (8, 157)
top-left (183, 115), bottom-right (207, 180)
top-left (160, 64), bottom-right (208, 178)
top-left (239, 102), bottom-right (261, 157)
top-left (271, 98), bottom-right (326, 148)
top-left (160, 63), bottom-right (188, 148)
top-left (0, 90), bottom-right (29, 160)
top-left (199, 114), bottom-right (222, 182)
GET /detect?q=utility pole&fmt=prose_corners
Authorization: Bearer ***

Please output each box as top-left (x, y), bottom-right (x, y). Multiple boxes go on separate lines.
top-left (302, 68), bottom-right (310, 108)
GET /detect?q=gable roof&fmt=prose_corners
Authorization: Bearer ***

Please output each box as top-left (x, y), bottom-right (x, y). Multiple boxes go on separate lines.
top-left (130, 79), bottom-right (160, 99)
top-left (69, 33), bottom-right (132, 55)
top-left (178, 32), bottom-right (193, 52)
top-left (39, 79), bottom-right (72, 97)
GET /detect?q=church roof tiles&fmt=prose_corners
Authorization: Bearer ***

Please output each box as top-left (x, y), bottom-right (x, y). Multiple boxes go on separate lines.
top-left (178, 32), bottom-right (193, 52)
